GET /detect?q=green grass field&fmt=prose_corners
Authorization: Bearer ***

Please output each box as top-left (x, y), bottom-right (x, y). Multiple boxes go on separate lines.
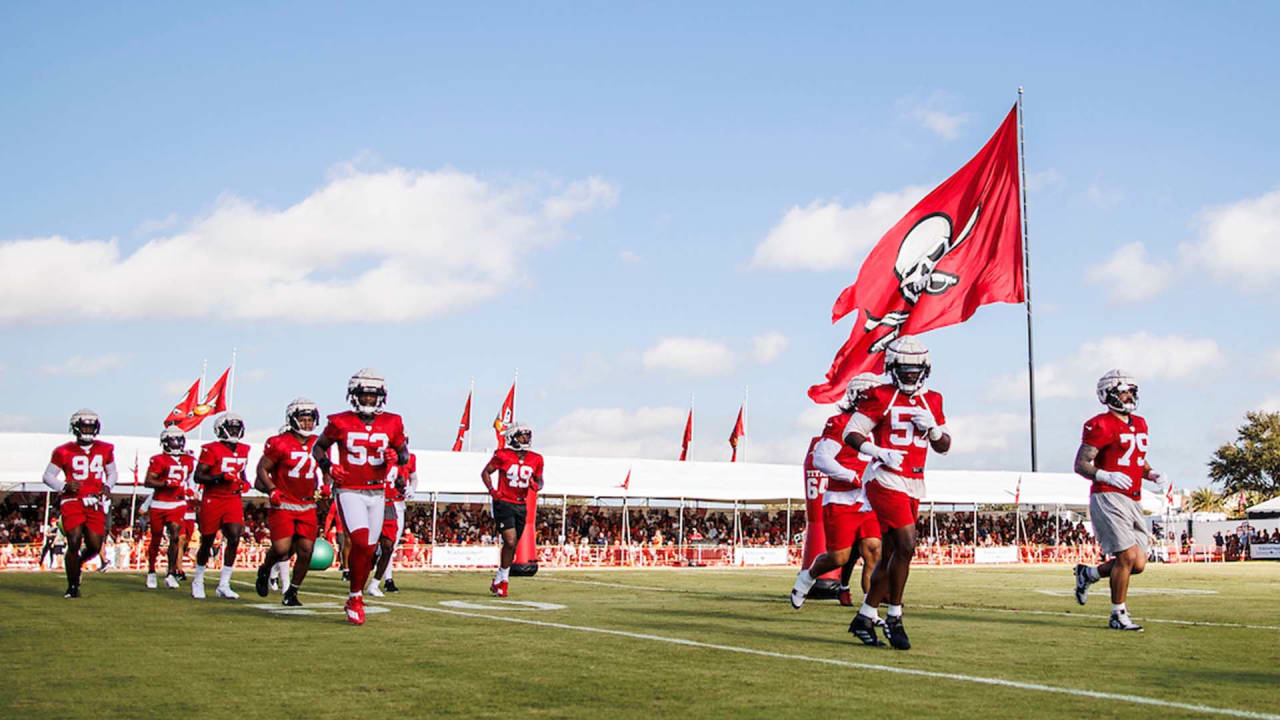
top-left (1, 563), bottom-right (1277, 719)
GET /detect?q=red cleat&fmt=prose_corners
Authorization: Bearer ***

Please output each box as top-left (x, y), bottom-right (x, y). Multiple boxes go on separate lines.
top-left (345, 595), bottom-right (365, 625)
top-left (837, 587), bottom-right (854, 607)
top-left (490, 580), bottom-right (508, 597)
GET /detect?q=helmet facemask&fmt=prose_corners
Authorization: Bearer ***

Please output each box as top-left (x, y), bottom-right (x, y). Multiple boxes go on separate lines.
top-left (505, 423), bottom-right (532, 451)
top-left (215, 414), bottom-right (245, 444)
top-left (160, 427), bottom-right (186, 456)
top-left (286, 398), bottom-right (320, 436)
top-left (69, 409), bottom-right (101, 447)
top-left (347, 369), bottom-right (387, 416)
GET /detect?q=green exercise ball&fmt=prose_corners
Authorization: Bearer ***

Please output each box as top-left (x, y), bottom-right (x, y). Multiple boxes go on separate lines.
top-left (310, 538), bottom-right (335, 570)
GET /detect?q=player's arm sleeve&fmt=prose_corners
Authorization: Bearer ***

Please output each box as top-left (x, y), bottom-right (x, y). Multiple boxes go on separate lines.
top-left (931, 395), bottom-right (949, 454)
top-left (811, 438), bottom-right (858, 482)
top-left (104, 461), bottom-right (118, 491)
top-left (42, 462), bottom-right (65, 492)
top-left (843, 412), bottom-right (876, 442)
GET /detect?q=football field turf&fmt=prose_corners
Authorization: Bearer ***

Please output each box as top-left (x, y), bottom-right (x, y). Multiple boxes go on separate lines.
top-left (1, 563), bottom-right (1276, 719)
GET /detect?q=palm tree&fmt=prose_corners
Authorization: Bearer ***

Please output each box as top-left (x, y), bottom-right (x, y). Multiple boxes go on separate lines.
top-left (1189, 487), bottom-right (1224, 513)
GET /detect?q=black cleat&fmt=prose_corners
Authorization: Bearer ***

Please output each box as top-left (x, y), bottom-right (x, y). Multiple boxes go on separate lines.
top-left (1073, 563), bottom-right (1096, 606)
top-left (281, 588), bottom-right (303, 607)
top-left (341, 569), bottom-right (350, 582)
top-left (177, 570), bottom-right (187, 581)
top-left (383, 579), bottom-right (400, 593)
top-left (255, 566), bottom-right (270, 597)
top-left (884, 615), bottom-right (911, 650)
top-left (848, 613), bottom-right (885, 646)
top-left (64, 584), bottom-right (80, 598)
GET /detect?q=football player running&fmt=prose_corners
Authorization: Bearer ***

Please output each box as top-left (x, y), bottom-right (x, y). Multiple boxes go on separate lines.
top-left (312, 369), bottom-right (409, 625)
top-left (844, 336), bottom-right (950, 650)
top-left (1072, 370), bottom-right (1167, 631)
top-left (791, 373), bottom-right (883, 609)
top-left (255, 399), bottom-right (323, 607)
top-left (41, 409), bottom-right (118, 598)
top-left (192, 413), bottom-right (251, 600)
top-left (369, 450), bottom-right (415, 596)
top-left (480, 423), bottom-right (544, 597)
top-left (143, 426), bottom-right (195, 589)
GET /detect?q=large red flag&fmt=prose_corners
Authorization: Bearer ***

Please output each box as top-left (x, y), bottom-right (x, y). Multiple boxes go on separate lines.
top-left (452, 391), bottom-right (472, 452)
top-left (164, 378), bottom-right (201, 430)
top-left (809, 105), bottom-right (1024, 403)
top-left (728, 407), bottom-right (745, 462)
top-left (200, 368), bottom-right (231, 415)
top-left (679, 408), bottom-right (693, 461)
top-left (493, 382), bottom-right (515, 449)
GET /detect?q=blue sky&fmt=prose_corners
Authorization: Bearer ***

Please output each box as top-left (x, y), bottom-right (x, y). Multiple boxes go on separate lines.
top-left (2, 3), bottom-right (1277, 490)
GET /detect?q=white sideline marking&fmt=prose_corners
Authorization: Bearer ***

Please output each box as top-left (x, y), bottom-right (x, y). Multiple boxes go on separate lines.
top-left (246, 601), bottom-right (390, 617)
top-left (540, 577), bottom-right (1280, 632)
top-left (439, 600), bottom-right (566, 611)
top-left (279, 585), bottom-right (1277, 720)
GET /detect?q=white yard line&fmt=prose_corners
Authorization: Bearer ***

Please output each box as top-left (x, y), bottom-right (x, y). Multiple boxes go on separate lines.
top-left (232, 581), bottom-right (1278, 720)
top-left (536, 576), bottom-right (1280, 632)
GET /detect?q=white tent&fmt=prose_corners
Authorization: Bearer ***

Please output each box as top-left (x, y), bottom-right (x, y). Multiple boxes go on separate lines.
top-left (0, 432), bottom-right (1170, 511)
top-left (1247, 495), bottom-right (1280, 516)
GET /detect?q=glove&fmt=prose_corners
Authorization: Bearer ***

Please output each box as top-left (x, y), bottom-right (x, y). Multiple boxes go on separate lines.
top-left (269, 488), bottom-right (286, 506)
top-left (383, 448), bottom-right (400, 465)
top-left (1095, 470), bottom-right (1131, 490)
top-left (1144, 470), bottom-right (1170, 493)
top-left (222, 468), bottom-right (242, 484)
top-left (329, 466), bottom-right (350, 485)
top-left (239, 478), bottom-right (252, 494)
top-left (859, 441), bottom-right (905, 470)
top-left (907, 407), bottom-right (944, 441)
top-left (319, 483), bottom-right (332, 499)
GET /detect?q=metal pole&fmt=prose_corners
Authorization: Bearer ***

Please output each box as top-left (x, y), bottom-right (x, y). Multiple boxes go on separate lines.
top-left (742, 386), bottom-right (748, 463)
top-left (197, 358), bottom-right (208, 444)
top-left (679, 497), bottom-right (685, 553)
top-left (785, 498), bottom-right (791, 549)
top-left (468, 379), bottom-right (475, 453)
top-left (227, 348), bottom-right (237, 410)
top-left (973, 504), bottom-right (978, 555)
top-left (430, 491), bottom-right (437, 545)
top-left (1017, 87), bottom-right (1039, 472)
top-left (561, 493), bottom-right (567, 544)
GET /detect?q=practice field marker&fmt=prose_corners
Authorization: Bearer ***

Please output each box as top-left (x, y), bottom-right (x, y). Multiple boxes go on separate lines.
top-left (439, 600), bottom-right (566, 611)
top-left (245, 601), bottom-right (390, 617)
top-left (277, 585), bottom-right (1277, 720)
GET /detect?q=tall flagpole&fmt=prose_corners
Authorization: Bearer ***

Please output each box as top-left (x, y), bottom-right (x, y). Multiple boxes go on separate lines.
top-left (196, 358), bottom-right (208, 443)
top-left (690, 392), bottom-right (695, 461)
top-left (468, 378), bottom-right (475, 453)
top-left (227, 348), bottom-right (238, 411)
top-left (513, 368), bottom-right (519, 421)
top-left (1018, 87), bottom-right (1039, 472)
top-left (742, 386), bottom-right (749, 463)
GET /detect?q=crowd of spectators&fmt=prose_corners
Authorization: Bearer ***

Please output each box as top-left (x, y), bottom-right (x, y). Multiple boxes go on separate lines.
top-left (916, 510), bottom-right (1095, 547)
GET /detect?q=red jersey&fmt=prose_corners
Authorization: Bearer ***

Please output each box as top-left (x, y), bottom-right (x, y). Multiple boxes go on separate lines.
top-left (488, 449), bottom-right (544, 504)
top-left (803, 437), bottom-right (828, 500)
top-left (49, 441), bottom-right (116, 499)
top-left (262, 432), bottom-right (321, 505)
top-left (850, 384), bottom-right (945, 498)
top-left (819, 411), bottom-right (870, 492)
top-left (321, 411), bottom-right (407, 491)
top-left (197, 441), bottom-right (251, 498)
top-left (1082, 412), bottom-right (1149, 500)
top-left (386, 452), bottom-right (415, 502)
top-left (147, 452), bottom-right (196, 507)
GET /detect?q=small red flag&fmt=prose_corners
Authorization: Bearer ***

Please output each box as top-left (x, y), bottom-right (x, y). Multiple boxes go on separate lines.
top-left (728, 406), bottom-right (745, 462)
top-left (452, 391), bottom-right (472, 452)
top-left (164, 378), bottom-right (201, 430)
top-left (201, 367), bottom-right (231, 415)
top-left (1014, 475), bottom-right (1022, 505)
top-left (679, 408), bottom-right (693, 461)
top-left (494, 382), bottom-right (515, 449)
top-left (619, 469), bottom-right (631, 490)
top-left (809, 106), bottom-right (1024, 403)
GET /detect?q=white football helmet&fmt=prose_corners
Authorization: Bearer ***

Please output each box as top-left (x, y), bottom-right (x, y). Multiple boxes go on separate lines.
top-left (214, 412), bottom-right (246, 443)
top-left (160, 426), bottom-right (186, 456)
top-left (839, 373), bottom-right (883, 412)
top-left (285, 397), bottom-right (320, 436)
top-left (69, 408), bottom-right (101, 446)
top-left (347, 368), bottom-right (387, 415)
top-left (884, 335), bottom-right (931, 395)
top-left (1096, 369), bottom-right (1138, 414)
top-left (504, 422), bottom-right (532, 450)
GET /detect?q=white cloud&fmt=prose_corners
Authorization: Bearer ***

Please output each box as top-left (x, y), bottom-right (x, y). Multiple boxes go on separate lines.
top-left (1260, 396), bottom-right (1280, 413)
top-left (987, 333), bottom-right (1223, 402)
top-left (40, 354), bottom-right (124, 376)
top-left (900, 93), bottom-right (969, 140)
top-left (1181, 187), bottom-right (1280, 288)
top-left (540, 406), bottom-right (690, 459)
top-left (942, 413), bottom-right (1027, 455)
top-left (1085, 242), bottom-right (1173, 302)
top-left (751, 186), bottom-right (927, 270)
top-left (0, 167), bottom-right (616, 323)
top-left (641, 337), bottom-right (735, 376)
top-left (751, 331), bottom-right (788, 364)
top-left (161, 378), bottom-right (197, 395)
top-left (619, 250), bottom-right (642, 264)
top-left (1026, 169), bottom-right (1064, 192)
top-left (542, 176), bottom-right (619, 222)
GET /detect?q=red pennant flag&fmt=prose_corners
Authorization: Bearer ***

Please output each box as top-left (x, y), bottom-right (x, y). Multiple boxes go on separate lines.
top-left (200, 367), bottom-right (231, 415)
top-left (728, 406), bottom-right (745, 462)
top-left (1014, 475), bottom-right (1022, 505)
top-left (618, 469), bottom-right (631, 490)
top-left (164, 378), bottom-right (201, 430)
top-left (679, 408), bottom-right (693, 461)
top-left (809, 105), bottom-right (1024, 403)
top-left (452, 391), bottom-right (472, 452)
top-left (494, 382), bottom-right (515, 449)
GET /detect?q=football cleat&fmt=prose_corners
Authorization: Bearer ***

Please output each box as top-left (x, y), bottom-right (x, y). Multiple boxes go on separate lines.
top-left (1073, 564), bottom-right (1097, 606)
top-left (848, 613), bottom-right (884, 646)
top-left (64, 584), bottom-right (80, 599)
top-left (164, 574), bottom-right (180, 589)
top-left (345, 595), bottom-right (365, 625)
top-left (383, 579), bottom-right (400, 593)
top-left (1109, 611), bottom-right (1144, 632)
top-left (215, 585), bottom-right (239, 600)
top-left (837, 586), bottom-right (854, 607)
top-left (146, 573), bottom-right (158, 589)
top-left (490, 580), bottom-right (509, 597)
top-left (176, 570), bottom-right (187, 580)
top-left (366, 581), bottom-right (385, 598)
top-left (255, 566), bottom-right (270, 597)
top-left (883, 616), bottom-right (911, 650)
top-left (281, 588), bottom-right (303, 607)
top-left (341, 569), bottom-right (350, 582)
top-left (191, 582), bottom-right (206, 599)
top-left (789, 589), bottom-right (806, 610)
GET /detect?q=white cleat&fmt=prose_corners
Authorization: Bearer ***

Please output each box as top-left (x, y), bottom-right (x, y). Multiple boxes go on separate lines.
top-left (164, 574), bottom-right (180, 589)
top-left (145, 573), bottom-right (158, 589)
top-left (1109, 611), bottom-right (1144, 632)
top-left (192, 582), bottom-right (206, 599)
top-left (215, 585), bottom-right (239, 600)
top-left (366, 581), bottom-right (385, 598)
